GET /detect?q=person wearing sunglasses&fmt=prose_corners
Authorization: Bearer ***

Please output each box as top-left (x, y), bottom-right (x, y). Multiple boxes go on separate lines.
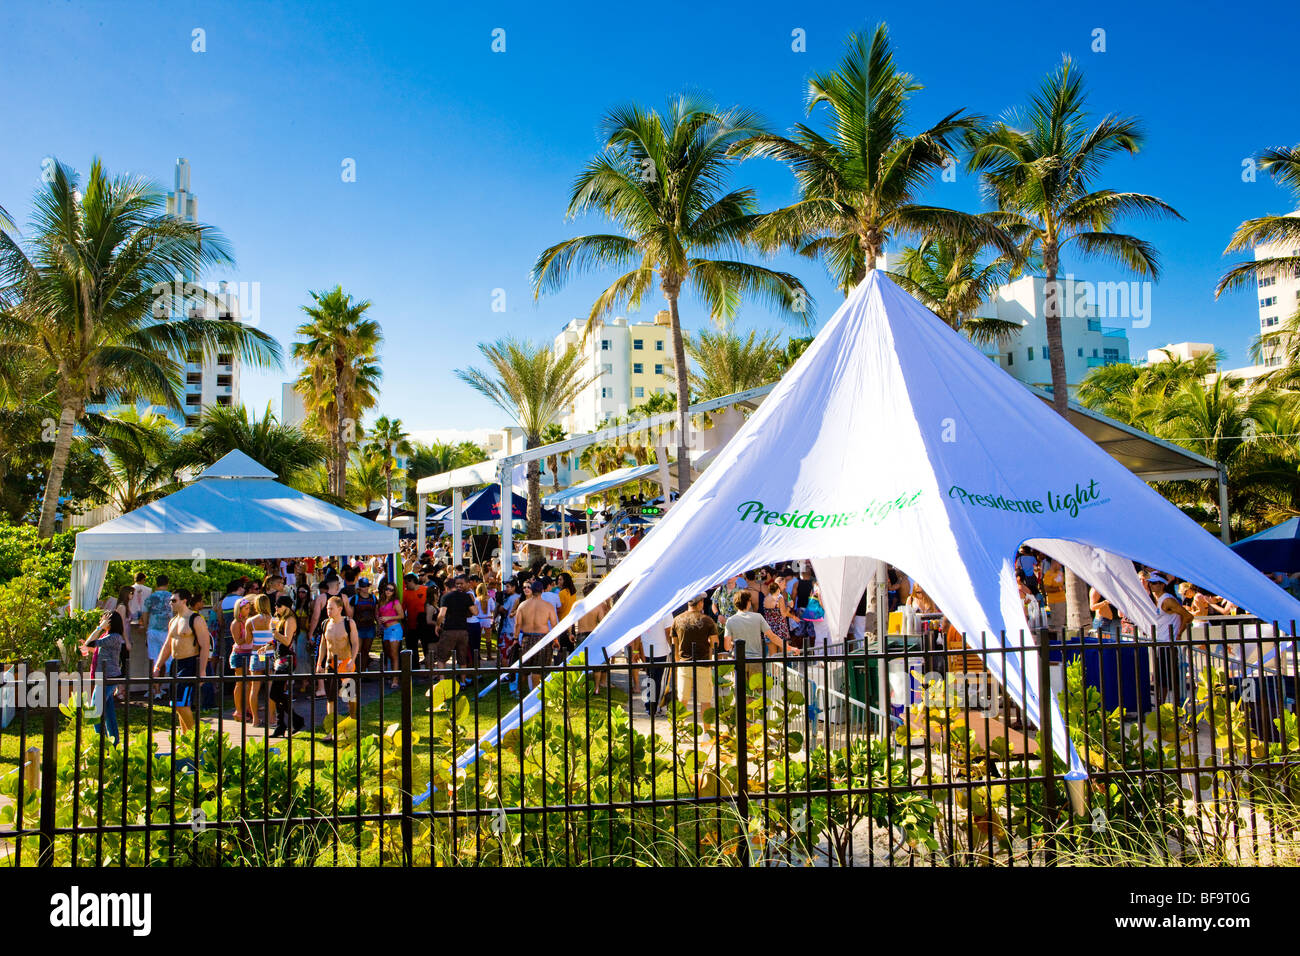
top-left (377, 583), bottom-right (404, 689)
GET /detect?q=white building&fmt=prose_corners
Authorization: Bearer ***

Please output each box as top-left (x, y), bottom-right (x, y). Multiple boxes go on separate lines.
top-left (554, 313), bottom-right (674, 435)
top-left (164, 159), bottom-right (242, 427)
top-left (281, 382), bottom-right (306, 428)
top-left (1254, 222), bottom-right (1300, 368)
top-left (981, 276), bottom-right (1130, 394)
top-left (1146, 342), bottom-right (1215, 365)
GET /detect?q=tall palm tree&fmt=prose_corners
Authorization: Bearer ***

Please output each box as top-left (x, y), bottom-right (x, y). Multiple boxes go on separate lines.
top-left (456, 339), bottom-right (594, 555)
top-left (967, 57), bottom-right (1183, 417)
top-left (540, 422), bottom-right (567, 498)
top-left (291, 286), bottom-right (382, 501)
top-left (168, 402), bottom-right (329, 487)
top-left (365, 415), bottom-right (413, 527)
top-left (533, 95), bottom-right (811, 497)
top-left (732, 24), bottom-right (1012, 294)
top-left (889, 235), bottom-right (1023, 345)
top-left (0, 158), bottom-right (282, 536)
top-left (967, 58), bottom-right (1182, 626)
top-left (675, 326), bottom-right (785, 401)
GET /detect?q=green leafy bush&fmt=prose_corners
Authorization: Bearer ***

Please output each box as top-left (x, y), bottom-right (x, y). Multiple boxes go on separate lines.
top-left (0, 577), bottom-right (56, 663)
top-left (101, 559), bottom-right (265, 603)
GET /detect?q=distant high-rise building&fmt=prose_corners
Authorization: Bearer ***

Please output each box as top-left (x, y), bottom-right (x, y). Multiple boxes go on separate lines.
top-left (1254, 221), bottom-right (1300, 369)
top-left (554, 312), bottom-right (675, 434)
top-left (281, 382), bottom-right (306, 429)
top-left (163, 158), bottom-right (241, 427)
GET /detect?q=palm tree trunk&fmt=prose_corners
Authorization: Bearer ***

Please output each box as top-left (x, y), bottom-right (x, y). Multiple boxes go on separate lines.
top-left (333, 372), bottom-right (347, 500)
top-left (37, 404), bottom-right (78, 538)
top-left (384, 465), bottom-right (393, 528)
top-left (666, 291), bottom-right (692, 497)
top-left (526, 454), bottom-right (542, 563)
top-left (1043, 243), bottom-right (1091, 629)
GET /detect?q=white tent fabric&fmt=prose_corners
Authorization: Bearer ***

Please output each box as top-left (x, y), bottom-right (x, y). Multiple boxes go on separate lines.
top-left (517, 532), bottom-right (606, 557)
top-left (542, 465), bottom-right (656, 506)
top-left (810, 556), bottom-right (882, 648)
top-left (70, 450), bottom-right (399, 609)
top-left (465, 272), bottom-right (1300, 776)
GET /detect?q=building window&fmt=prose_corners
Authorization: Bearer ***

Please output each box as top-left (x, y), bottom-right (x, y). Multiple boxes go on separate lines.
top-left (1264, 316), bottom-right (1280, 327)
top-left (633, 387), bottom-right (645, 398)
top-left (1043, 344), bottom-right (1050, 360)
top-left (1103, 347), bottom-right (1120, 364)
top-left (655, 387), bottom-right (666, 394)
top-left (655, 341), bottom-right (664, 351)
top-left (600, 387), bottom-right (610, 399)
top-left (1027, 347), bottom-right (1034, 361)
top-left (1006, 352), bottom-right (1014, 367)
top-left (1261, 296), bottom-right (1277, 308)
top-left (654, 364), bottom-right (664, 375)
top-left (633, 339), bottom-right (644, 350)
top-left (1259, 276), bottom-right (1275, 288)
top-left (1092, 349), bottom-right (1098, 358)
top-left (632, 363), bottom-right (643, 374)
top-left (602, 363), bottom-right (612, 375)
top-left (1077, 348), bottom-right (1083, 357)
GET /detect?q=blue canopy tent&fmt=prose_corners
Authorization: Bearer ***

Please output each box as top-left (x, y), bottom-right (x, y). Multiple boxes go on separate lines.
top-left (1230, 517), bottom-right (1300, 573)
top-left (459, 485), bottom-right (576, 524)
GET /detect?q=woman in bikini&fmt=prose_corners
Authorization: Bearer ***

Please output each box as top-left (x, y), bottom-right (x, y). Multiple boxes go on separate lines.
top-left (228, 597), bottom-right (254, 720)
top-left (244, 594), bottom-right (275, 728)
top-left (377, 583), bottom-right (405, 689)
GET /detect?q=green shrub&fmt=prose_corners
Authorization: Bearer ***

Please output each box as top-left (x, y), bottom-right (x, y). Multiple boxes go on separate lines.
top-left (101, 559), bottom-right (265, 603)
top-left (0, 576), bottom-right (59, 663)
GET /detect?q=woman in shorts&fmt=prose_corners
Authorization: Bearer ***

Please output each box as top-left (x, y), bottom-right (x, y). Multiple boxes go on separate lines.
top-left (377, 583), bottom-right (404, 689)
top-left (228, 597), bottom-right (253, 720)
top-left (244, 594), bottom-right (274, 727)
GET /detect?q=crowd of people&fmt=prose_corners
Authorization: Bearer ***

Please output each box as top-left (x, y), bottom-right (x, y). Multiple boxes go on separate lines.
top-left (76, 537), bottom-right (1281, 744)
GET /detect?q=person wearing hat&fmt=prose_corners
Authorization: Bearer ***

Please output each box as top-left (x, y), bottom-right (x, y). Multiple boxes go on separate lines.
top-left (1148, 573), bottom-right (1192, 705)
top-left (351, 576), bottom-right (378, 672)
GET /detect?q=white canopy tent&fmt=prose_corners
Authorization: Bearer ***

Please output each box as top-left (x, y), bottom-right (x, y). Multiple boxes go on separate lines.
top-left (466, 272), bottom-right (1300, 776)
top-left (70, 450), bottom-right (399, 609)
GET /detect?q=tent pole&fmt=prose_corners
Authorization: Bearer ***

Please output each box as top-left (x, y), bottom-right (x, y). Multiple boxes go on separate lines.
top-left (416, 494), bottom-right (426, 554)
top-left (1218, 465), bottom-right (1231, 544)
top-left (657, 444), bottom-right (671, 511)
top-left (875, 563), bottom-right (889, 737)
top-left (452, 487), bottom-right (464, 568)
top-left (498, 461), bottom-right (513, 582)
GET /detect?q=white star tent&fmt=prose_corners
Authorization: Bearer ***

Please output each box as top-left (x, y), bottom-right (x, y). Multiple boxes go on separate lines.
top-left (464, 271), bottom-right (1300, 776)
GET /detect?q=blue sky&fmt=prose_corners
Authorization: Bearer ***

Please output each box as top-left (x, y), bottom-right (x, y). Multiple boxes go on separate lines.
top-left (2, 0), bottom-right (1297, 440)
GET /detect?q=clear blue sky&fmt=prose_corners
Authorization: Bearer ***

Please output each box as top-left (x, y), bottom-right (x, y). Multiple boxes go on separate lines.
top-left (2, 0), bottom-right (1297, 437)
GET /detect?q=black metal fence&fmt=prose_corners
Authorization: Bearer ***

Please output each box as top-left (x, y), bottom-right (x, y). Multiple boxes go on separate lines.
top-left (3, 620), bottom-right (1300, 866)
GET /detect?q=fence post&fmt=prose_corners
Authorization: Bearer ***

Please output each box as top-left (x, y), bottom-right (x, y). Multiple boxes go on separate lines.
top-left (38, 658), bottom-right (58, 867)
top-left (399, 649), bottom-right (414, 867)
top-left (734, 640), bottom-right (749, 868)
top-left (1035, 634), bottom-right (1058, 861)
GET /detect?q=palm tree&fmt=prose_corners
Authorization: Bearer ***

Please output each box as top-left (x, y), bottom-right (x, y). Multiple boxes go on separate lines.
top-left (675, 326), bottom-right (785, 401)
top-left (85, 406), bottom-right (179, 514)
top-left (967, 57), bottom-right (1183, 417)
top-left (732, 24), bottom-right (1012, 294)
top-left (405, 439), bottom-right (485, 505)
top-left (456, 339), bottom-right (594, 555)
top-left (1217, 146), bottom-right (1300, 377)
top-left (365, 415), bottom-right (413, 527)
top-left (168, 402), bottom-right (329, 487)
top-left (0, 158), bottom-right (282, 536)
top-left (540, 422), bottom-right (567, 498)
top-left (291, 286), bottom-right (382, 501)
top-left (346, 448), bottom-right (390, 511)
top-left (889, 235), bottom-right (1023, 345)
top-left (533, 95), bottom-right (811, 497)
top-left (967, 58), bottom-right (1182, 626)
